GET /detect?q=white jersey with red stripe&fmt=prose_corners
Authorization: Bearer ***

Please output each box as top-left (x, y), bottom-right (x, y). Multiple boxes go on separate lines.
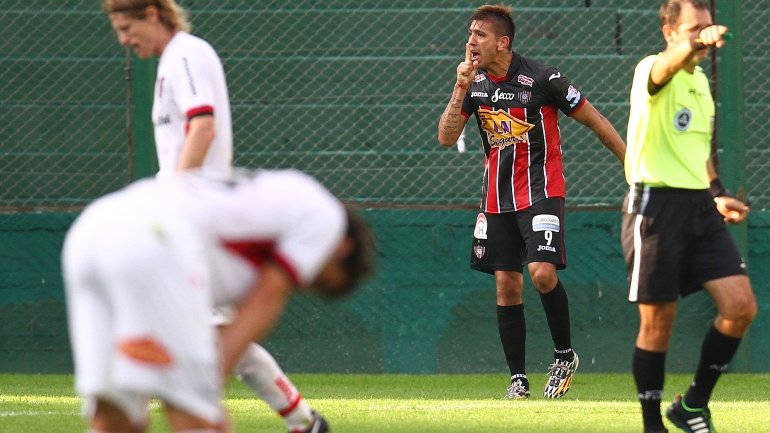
top-left (152, 31), bottom-right (232, 176)
top-left (62, 169), bottom-right (345, 424)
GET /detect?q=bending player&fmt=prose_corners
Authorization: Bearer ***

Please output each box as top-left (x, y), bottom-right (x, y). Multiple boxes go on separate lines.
top-left (63, 168), bottom-right (375, 433)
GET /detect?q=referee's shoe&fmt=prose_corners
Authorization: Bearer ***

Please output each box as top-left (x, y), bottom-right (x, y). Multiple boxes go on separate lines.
top-left (544, 351), bottom-right (579, 399)
top-left (665, 394), bottom-right (715, 433)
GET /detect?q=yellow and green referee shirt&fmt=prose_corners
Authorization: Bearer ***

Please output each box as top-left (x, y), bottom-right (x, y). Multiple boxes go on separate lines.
top-left (625, 54), bottom-right (714, 189)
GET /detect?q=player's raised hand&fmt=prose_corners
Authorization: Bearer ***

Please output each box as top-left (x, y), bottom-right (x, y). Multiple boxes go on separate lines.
top-left (456, 43), bottom-right (478, 89)
top-left (695, 25), bottom-right (729, 48)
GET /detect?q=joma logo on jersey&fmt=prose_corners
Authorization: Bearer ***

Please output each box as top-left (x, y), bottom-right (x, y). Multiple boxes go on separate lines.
top-left (478, 109), bottom-right (535, 149)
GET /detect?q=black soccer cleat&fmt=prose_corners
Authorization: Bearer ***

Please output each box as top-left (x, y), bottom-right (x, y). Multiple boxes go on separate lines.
top-left (665, 394), bottom-right (714, 433)
top-left (292, 410), bottom-right (329, 433)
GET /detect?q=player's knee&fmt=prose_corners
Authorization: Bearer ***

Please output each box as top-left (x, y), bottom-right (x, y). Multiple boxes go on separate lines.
top-left (720, 289), bottom-right (757, 328)
top-left (528, 267), bottom-right (557, 292)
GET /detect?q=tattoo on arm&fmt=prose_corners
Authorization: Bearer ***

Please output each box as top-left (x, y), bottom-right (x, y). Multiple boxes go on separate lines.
top-left (439, 98), bottom-right (465, 137)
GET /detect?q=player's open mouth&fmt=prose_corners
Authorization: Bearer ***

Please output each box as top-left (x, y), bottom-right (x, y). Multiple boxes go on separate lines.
top-left (471, 53), bottom-right (479, 61)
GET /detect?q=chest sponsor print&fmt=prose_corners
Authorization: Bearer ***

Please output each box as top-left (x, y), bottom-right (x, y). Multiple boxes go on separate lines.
top-left (478, 108), bottom-right (535, 149)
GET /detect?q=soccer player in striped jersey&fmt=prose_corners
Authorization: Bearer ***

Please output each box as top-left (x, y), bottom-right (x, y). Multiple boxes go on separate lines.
top-left (438, 4), bottom-right (626, 400)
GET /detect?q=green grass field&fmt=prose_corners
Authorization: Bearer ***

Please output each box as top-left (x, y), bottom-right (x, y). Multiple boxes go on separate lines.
top-left (1, 373), bottom-right (768, 432)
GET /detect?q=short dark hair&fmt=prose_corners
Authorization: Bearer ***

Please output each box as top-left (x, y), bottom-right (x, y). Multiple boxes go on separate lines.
top-left (469, 4), bottom-right (516, 49)
top-left (319, 205), bottom-right (376, 299)
top-left (659, 0), bottom-right (710, 27)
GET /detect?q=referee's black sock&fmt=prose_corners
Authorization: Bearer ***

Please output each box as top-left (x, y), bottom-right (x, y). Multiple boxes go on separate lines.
top-left (497, 304), bottom-right (526, 377)
top-left (633, 347), bottom-right (666, 430)
top-left (539, 280), bottom-right (573, 359)
top-left (684, 325), bottom-right (741, 409)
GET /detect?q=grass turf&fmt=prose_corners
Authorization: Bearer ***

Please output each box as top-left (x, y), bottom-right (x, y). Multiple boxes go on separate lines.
top-left (1, 373), bottom-right (768, 432)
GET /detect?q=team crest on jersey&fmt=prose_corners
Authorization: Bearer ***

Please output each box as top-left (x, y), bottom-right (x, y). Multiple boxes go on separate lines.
top-left (478, 108), bottom-right (535, 149)
top-left (473, 73), bottom-right (487, 83)
top-left (517, 90), bottom-right (532, 104)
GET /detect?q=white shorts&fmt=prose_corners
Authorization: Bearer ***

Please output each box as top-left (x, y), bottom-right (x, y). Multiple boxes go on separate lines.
top-left (62, 193), bottom-right (224, 425)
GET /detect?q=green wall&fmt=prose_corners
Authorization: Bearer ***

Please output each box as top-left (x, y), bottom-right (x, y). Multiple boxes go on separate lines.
top-left (2, 210), bottom-right (767, 374)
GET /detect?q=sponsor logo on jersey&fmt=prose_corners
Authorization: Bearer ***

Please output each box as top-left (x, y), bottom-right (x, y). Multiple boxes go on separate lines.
top-left (517, 74), bottom-right (534, 87)
top-left (566, 85), bottom-right (581, 109)
top-left (548, 71), bottom-right (562, 81)
top-left (474, 73), bottom-right (487, 83)
top-left (537, 244), bottom-right (556, 252)
top-left (532, 214), bottom-right (560, 232)
top-left (471, 91), bottom-right (488, 98)
top-left (473, 213), bottom-right (488, 239)
top-left (674, 108), bottom-right (692, 131)
top-left (478, 108), bottom-right (535, 149)
top-left (155, 114), bottom-right (172, 127)
top-left (119, 337), bottom-right (173, 366)
top-left (491, 88), bottom-right (517, 103)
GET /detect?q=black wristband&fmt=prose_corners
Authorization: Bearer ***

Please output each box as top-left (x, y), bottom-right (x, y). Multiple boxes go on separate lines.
top-left (709, 178), bottom-right (732, 198)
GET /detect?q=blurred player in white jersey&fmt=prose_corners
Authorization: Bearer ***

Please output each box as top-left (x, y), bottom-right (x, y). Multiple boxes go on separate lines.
top-left (102, 1), bottom-right (334, 431)
top-left (63, 169), bottom-right (375, 433)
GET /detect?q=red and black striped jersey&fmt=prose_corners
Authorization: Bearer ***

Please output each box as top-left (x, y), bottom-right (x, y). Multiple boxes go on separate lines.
top-left (462, 53), bottom-right (586, 213)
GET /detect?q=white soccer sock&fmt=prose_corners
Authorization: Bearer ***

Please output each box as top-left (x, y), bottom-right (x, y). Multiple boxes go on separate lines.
top-left (234, 343), bottom-right (314, 430)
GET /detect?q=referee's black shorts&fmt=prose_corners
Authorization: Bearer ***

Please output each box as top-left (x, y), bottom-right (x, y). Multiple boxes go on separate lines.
top-left (621, 185), bottom-right (746, 303)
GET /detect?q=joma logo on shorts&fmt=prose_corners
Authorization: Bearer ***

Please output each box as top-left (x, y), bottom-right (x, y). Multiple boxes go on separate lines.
top-left (537, 245), bottom-right (556, 252)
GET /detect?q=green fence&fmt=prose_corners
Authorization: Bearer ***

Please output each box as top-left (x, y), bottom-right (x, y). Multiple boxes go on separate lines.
top-left (1, 1), bottom-right (768, 373)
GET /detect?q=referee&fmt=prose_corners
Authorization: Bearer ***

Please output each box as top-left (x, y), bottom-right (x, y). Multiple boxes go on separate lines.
top-left (623, 1), bottom-right (756, 432)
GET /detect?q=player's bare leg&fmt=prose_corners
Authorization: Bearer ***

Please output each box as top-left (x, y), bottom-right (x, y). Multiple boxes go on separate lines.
top-left (89, 399), bottom-right (146, 433)
top-left (165, 403), bottom-right (223, 433)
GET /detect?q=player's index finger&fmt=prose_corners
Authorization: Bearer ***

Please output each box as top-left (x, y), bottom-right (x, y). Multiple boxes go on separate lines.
top-left (465, 43), bottom-right (472, 62)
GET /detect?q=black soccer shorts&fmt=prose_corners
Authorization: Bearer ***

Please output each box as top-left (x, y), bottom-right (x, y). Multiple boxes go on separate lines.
top-left (621, 185), bottom-right (746, 303)
top-left (470, 197), bottom-right (566, 275)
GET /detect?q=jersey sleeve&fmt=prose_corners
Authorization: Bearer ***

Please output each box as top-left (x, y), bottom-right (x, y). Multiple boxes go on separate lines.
top-left (170, 42), bottom-right (220, 120)
top-left (630, 55), bottom-right (658, 101)
top-left (541, 67), bottom-right (585, 115)
top-left (461, 89), bottom-right (476, 118)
